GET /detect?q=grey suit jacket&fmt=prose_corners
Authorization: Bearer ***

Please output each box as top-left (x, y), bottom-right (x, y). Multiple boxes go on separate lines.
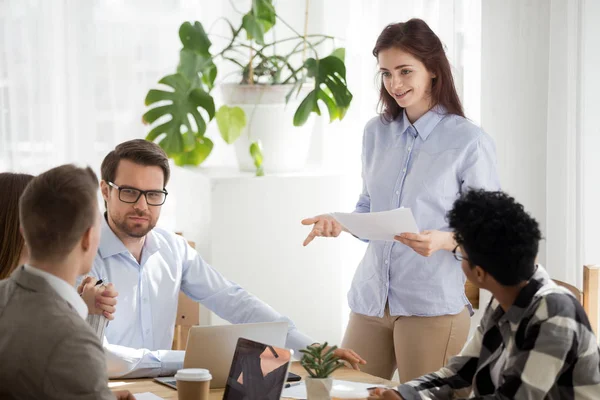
top-left (0, 266), bottom-right (114, 400)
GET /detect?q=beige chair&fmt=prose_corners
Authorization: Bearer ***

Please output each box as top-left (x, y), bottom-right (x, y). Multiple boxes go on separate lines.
top-left (172, 234), bottom-right (201, 350)
top-left (553, 265), bottom-right (599, 335)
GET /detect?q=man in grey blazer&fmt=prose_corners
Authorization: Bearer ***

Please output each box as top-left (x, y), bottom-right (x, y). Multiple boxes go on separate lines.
top-left (0, 164), bottom-right (133, 400)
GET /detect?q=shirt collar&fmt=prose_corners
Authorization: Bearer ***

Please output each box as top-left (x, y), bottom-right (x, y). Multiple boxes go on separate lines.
top-left (397, 104), bottom-right (447, 141)
top-left (99, 213), bottom-right (161, 260)
top-left (23, 265), bottom-right (88, 320)
top-left (491, 265), bottom-right (551, 325)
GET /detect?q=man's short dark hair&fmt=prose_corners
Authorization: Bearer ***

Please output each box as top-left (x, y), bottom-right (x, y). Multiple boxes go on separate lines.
top-left (19, 164), bottom-right (99, 262)
top-left (101, 139), bottom-right (170, 187)
top-left (447, 189), bottom-right (542, 286)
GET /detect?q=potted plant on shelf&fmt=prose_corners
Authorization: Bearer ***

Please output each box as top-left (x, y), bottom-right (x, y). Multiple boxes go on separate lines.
top-left (300, 342), bottom-right (344, 400)
top-left (142, 0), bottom-right (352, 176)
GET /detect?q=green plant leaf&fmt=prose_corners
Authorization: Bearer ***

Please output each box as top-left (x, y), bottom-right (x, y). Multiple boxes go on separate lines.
top-left (171, 136), bottom-right (214, 166)
top-left (242, 0), bottom-right (276, 45)
top-left (249, 141), bottom-right (264, 176)
top-left (242, 14), bottom-right (265, 45)
top-left (143, 73), bottom-right (215, 159)
top-left (179, 21), bottom-right (211, 56)
top-left (216, 105), bottom-right (246, 144)
top-left (178, 49), bottom-right (217, 91)
top-left (252, 0), bottom-right (275, 33)
top-left (293, 91), bottom-right (319, 126)
top-left (331, 48), bottom-right (346, 62)
top-left (294, 52), bottom-right (352, 126)
top-left (300, 343), bottom-right (342, 378)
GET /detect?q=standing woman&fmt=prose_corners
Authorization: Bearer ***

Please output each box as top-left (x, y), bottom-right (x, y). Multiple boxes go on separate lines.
top-left (302, 19), bottom-right (500, 382)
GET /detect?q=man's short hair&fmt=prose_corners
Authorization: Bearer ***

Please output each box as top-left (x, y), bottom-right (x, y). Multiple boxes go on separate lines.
top-left (101, 139), bottom-right (170, 187)
top-left (447, 189), bottom-right (542, 286)
top-left (19, 164), bottom-right (99, 262)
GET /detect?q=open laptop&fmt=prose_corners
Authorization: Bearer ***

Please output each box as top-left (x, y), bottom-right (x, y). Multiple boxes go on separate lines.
top-left (154, 321), bottom-right (288, 389)
top-left (222, 338), bottom-right (293, 400)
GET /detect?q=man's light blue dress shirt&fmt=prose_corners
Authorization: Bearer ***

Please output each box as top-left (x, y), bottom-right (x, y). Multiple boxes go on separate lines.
top-left (349, 106), bottom-right (500, 318)
top-left (90, 217), bottom-right (314, 378)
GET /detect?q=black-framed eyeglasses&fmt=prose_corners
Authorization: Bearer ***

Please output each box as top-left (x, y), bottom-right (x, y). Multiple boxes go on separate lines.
top-left (108, 182), bottom-right (168, 206)
top-left (452, 245), bottom-right (468, 262)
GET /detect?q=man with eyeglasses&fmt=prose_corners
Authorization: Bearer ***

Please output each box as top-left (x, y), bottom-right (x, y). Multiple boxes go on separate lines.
top-left (369, 190), bottom-right (600, 400)
top-left (83, 139), bottom-right (365, 379)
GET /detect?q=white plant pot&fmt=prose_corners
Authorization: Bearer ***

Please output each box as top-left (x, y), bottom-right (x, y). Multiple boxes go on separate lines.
top-left (221, 83), bottom-right (315, 174)
top-left (305, 377), bottom-right (333, 400)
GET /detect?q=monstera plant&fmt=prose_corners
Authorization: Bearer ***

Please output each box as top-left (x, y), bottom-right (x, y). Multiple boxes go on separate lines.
top-left (142, 0), bottom-right (352, 175)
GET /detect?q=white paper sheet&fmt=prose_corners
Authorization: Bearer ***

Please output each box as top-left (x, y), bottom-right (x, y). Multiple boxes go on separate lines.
top-left (331, 208), bottom-right (419, 241)
top-left (282, 380), bottom-right (388, 399)
top-left (132, 393), bottom-right (165, 400)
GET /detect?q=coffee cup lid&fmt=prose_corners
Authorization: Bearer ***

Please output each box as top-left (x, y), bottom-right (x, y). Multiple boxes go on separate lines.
top-left (175, 368), bottom-right (212, 382)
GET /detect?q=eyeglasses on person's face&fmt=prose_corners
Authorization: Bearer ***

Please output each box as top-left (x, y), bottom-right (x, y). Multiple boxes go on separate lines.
top-left (108, 181), bottom-right (168, 206)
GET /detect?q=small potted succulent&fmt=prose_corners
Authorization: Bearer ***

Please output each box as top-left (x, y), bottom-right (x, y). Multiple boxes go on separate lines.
top-left (300, 342), bottom-right (344, 400)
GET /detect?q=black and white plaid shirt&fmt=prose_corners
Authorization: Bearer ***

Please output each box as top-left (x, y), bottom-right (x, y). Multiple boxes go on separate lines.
top-left (397, 265), bottom-right (600, 399)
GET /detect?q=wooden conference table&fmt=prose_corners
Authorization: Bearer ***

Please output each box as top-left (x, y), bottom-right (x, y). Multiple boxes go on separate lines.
top-left (109, 362), bottom-right (396, 399)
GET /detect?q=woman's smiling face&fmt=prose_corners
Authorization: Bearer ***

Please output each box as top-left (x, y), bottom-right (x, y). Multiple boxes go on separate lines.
top-left (378, 47), bottom-right (436, 121)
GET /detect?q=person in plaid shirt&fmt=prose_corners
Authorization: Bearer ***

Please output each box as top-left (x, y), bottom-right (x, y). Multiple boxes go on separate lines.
top-left (370, 189), bottom-right (600, 400)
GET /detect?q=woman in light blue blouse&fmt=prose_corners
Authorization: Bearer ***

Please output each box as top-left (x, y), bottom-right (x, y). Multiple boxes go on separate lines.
top-left (302, 19), bottom-right (500, 382)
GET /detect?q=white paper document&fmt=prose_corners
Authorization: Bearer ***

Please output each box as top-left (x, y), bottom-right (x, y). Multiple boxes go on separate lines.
top-left (132, 393), bottom-right (165, 400)
top-left (282, 379), bottom-right (388, 399)
top-left (331, 208), bottom-right (419, 241)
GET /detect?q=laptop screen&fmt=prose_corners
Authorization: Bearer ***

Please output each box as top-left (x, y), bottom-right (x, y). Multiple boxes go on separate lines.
top-left (223, 337), bottom-right (293, 400)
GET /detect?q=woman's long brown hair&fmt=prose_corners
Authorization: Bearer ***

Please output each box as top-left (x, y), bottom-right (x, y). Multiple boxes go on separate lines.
top-left (373, 19), bottom-right (465, 121)
top-left (0, 173), bottom-right (34, 279)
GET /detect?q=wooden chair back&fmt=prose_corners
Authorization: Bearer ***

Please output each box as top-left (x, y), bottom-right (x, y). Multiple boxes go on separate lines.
top-left (465, 280), bottom-right (479, 309)
top-left (553, 265), bottom-right (599, 335)
top-left (172, 234), bottom-right (201, 350)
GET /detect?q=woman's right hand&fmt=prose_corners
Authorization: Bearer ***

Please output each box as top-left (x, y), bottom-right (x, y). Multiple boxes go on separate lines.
top-left (301, 214), bottom-right (344, 246)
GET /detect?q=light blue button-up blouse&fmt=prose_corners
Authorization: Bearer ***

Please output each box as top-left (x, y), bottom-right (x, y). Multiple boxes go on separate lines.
top-left (348, 106), bottom-right (500, 318)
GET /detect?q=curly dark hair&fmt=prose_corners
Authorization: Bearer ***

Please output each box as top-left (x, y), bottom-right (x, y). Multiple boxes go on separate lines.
top-left (447, 189), bottom-right (542, 286)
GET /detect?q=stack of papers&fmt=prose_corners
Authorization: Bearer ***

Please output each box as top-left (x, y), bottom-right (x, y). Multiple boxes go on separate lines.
top-left (133, 393), bottom-right (165, 400)
top-left (282, 380), bottom-right (388, 399)
top-left (331, 208), bottom-right (419, 241)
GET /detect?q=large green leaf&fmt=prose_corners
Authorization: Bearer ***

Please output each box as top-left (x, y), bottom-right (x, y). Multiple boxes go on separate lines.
top-left (242, 14), bottom-right (265, 45)
top-left (293, 91), bottom-right (319, 126)
top-left (215, 105), bottom-right (246, 144)
top-left (179, 21), bottom-right (211, 56)
top-left (242, 0), bottom-right (276, 45)
top-left (143, 74), bottom-right (215, 159)
top-left (171, 137), bottom-right (214, 166)
top-left (330, 48), bottom-right (346, 62)
top-left (293, 49), bottom-right (353, 126)
top-left (178, 48), bottom-right (217, 91)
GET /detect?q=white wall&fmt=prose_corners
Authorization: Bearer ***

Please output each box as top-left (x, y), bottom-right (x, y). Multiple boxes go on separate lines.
top-left (580, 0), bottom-right (600, 267)
top-left (480, 0), bottom-right (600, 305)
top-left (481, 0), bottom-right (550, 268)
top-left (170, 166), bottom-right (363, 345)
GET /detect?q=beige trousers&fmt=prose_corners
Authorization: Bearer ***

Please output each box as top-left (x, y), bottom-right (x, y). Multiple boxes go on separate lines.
top-left (341, 305), bottom-right (470, 382)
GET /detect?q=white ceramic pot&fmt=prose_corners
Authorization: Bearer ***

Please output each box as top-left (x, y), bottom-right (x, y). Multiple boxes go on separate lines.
top-left (305, 377), bottom-right (333, 400)
top-left (220, 83), bottom-right (315, 174)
